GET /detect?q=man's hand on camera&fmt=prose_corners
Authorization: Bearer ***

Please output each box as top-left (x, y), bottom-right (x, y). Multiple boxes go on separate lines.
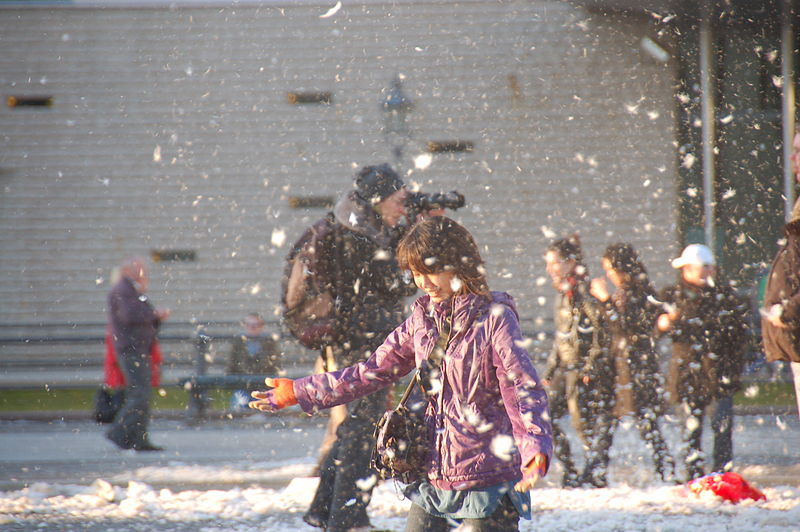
top-left (413, 208), bottom-right (445, 223)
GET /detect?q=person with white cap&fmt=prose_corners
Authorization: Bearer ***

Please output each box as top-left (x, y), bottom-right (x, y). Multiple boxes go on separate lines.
top-left (656, 244), bottom-right (751, 481)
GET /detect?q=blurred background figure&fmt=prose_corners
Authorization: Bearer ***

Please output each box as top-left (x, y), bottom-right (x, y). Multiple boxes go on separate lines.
top-left (542, 235), bottom-right (614, 488)
top-left (227, 312), bottom-right (281, 412)
top-left (590, 243), bottom-right (676, 483)
top-left (105, 257), bottom-right (170, 451)
top-left (657, 244), bottom-right (750, 480)
top-left (761, 131), bottom-right (800, 420)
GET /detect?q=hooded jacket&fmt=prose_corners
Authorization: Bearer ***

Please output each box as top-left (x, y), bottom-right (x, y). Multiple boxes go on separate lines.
top-left (762, 219), bottom-right (800, 363)
top-left (293, 291), bottom-right (553, 491)
top-left (322, 191), bottom-right (415, 361)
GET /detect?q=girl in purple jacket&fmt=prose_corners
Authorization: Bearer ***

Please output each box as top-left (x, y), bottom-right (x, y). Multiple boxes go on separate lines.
top-left (251, 217), bottom-right (552, 531)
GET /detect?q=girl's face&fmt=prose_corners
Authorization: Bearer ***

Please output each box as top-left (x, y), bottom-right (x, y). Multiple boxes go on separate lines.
top-left (601, 257), bottom-right (626, 288)
top-left (412, 270), bottom-right (458, 303)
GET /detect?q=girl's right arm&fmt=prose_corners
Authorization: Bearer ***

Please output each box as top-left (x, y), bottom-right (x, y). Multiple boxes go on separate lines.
top-left (292, 312), bottom-right (418, 413)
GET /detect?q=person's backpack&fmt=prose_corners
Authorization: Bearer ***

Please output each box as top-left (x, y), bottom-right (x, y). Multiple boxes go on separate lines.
top-left (281, 213), bottom-right (341, 350)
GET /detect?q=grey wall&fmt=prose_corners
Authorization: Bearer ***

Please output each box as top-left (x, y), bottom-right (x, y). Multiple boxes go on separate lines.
top-left (0, 0), bottom-right (679, 365)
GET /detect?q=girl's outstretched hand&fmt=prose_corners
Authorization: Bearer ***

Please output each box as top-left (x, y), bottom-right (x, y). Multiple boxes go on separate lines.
top-left (249, 377), bottom-right (297, 412)
top-left (514, 453), bottom-right (548, 492)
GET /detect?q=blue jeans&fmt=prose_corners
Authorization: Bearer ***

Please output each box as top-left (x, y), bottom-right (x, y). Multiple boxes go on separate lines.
top-left (404, 495), bottom-right (520, 532)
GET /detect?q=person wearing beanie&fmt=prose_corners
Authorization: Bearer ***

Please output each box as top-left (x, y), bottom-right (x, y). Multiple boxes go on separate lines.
top-left (657, 244), bottom-right (751, 481)
top-left (354, 163), bottom-right (405, 206)
top-left (293, 163), bottom-right (433, 532)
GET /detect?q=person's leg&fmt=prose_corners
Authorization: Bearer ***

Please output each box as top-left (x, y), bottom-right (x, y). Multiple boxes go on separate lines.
top-left (565, 371), bottom-right (588, 447)
top-left (679, 399), bottom-right (705, 481)
top-left (791, 362), bottom-right (800, 421)
top-left (106, 348), bottom-right (152, 449)
top-left (315, 404), bottom-right (347, 475)
top-left (459, 495), bottom-right (520, 532)
top-left (636, 406), bottom-right (676, 482)
top-left (404, 502), bottom-right (450, 532)
top-left (710, 394), bottom-right (734, 472)
top-left (310, 390), bottom-right (388, 532)
top-left (580, 378), bottom-right (616, 488)
top-left (547, 377), bottom-right (579, 487)
top-left (313, 346), bottom-right (346, 474)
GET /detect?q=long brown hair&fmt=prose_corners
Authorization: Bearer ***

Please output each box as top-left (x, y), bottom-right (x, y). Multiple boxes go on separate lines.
top-left (397, 216), bottom-right (489, 297)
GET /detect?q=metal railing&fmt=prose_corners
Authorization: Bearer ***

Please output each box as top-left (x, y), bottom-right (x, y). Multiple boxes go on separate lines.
top-left (0, 321), bottom-right (316, 389)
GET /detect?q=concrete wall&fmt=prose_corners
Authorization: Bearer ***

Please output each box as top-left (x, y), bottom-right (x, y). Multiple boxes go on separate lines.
top-left (0, 0), bottom-right (679, 367)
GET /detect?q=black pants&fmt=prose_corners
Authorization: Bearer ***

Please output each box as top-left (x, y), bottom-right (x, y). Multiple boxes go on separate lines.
top-left (404, 495), bottom-right (520, 532)
top-left (106, 348), bottom-right (152, 449)
top-left (305, 389), bottom-right (388, 532)
top-left (547, 370), bottom-right (590, 485)
top-left (681, 394), bottom-right (734, 480)
top-left (579, 385), bottom-right (616, 487)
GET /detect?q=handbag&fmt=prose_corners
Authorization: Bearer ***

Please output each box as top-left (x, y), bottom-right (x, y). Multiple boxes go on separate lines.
top-left (371, 373), bottom-right (429, 483)
top-left (371, 303), bottom-right (453, 483)
top-left (93, 386), bottom-right (125, 424)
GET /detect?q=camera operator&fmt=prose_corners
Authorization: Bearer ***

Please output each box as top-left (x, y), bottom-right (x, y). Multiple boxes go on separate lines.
top-left (300, 163), bottom-right (461, 532)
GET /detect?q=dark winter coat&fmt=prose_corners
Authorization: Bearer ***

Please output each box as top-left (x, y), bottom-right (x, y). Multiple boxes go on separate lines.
top-left (602, 284), bottom-right (665, 416)
top-left (659, 278), bottom-right (750, 404)
top-left (107, 277), bottom-right (160, 357)
top-left (226, 334), bottom-right (281, 375)
top-left (322, 191), bottom-right (417, 364)
top-left (762, 219), bottom-right (800, 363)
top-left (293, 292), bottom-right (553, 491)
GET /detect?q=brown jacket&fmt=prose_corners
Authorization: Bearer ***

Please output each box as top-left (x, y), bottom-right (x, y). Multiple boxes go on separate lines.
top-left (660, 279), bottom-right (750, 405)
top-left (762, 219), bottom-right (800, 363)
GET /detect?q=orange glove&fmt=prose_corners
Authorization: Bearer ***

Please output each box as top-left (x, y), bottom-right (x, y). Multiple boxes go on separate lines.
top-left (514, 453), bottom-right (548, 492)
top-left (249, 378), bottom-right (297, 412)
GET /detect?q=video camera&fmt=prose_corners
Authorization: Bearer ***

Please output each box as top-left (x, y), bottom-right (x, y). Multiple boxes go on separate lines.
top-left (405, 190), bottom-right (466, 223)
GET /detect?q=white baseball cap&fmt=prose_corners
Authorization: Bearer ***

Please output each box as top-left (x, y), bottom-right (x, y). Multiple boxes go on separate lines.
top-left (671, 244), bottom-right (716, 269)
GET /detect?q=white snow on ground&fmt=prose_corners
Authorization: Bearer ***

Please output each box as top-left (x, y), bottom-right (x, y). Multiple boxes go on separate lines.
top-left (0, 474), bottom-right (798, 531)
top-left (0, 412), bottom-right (797, 530)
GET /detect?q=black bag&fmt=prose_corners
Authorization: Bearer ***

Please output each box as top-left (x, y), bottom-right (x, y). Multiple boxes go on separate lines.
top-left (93, 386), bottom-right (125, 424)
top-left (371, 304), bottom-right (453, 483)
top-left (371, 373), bottom-right (429, 484)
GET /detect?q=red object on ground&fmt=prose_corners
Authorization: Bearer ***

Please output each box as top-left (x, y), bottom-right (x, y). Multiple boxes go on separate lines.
top-left (688, 472), bottom-right (766, 504)
top-left (104, 329), bottom-right (162, 388)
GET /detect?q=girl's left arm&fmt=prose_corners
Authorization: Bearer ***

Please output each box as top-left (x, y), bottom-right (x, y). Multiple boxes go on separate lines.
top-left (489, 305), bottom-right (553, 478)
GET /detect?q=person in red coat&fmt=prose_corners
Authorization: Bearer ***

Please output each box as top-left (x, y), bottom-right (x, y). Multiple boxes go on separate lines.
top-left (104, 328), bottom-right (162, 389)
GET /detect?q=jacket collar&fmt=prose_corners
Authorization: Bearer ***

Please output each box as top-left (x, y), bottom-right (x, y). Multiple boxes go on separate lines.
top-left (333, 190), bottom-right (396, 248)
top-left (785, 219), bottom-right (800, 237)
top-left (422, 292), bottom-right (516, 335)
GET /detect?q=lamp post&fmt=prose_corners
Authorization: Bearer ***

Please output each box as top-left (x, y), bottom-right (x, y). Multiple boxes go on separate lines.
top-left (381, 75), bottom-right (413, 166)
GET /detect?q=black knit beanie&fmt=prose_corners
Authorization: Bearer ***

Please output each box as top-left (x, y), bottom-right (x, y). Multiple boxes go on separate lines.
top-left (354, 164), bottom-right (404, 204)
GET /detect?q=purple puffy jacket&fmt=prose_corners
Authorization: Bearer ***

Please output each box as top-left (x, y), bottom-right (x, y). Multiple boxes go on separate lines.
top-left (293, 291), bottom-right (553, 490)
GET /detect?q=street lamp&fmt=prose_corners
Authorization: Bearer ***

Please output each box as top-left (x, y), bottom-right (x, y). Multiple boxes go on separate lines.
top-left (381, 75), bottom-right (413, 166)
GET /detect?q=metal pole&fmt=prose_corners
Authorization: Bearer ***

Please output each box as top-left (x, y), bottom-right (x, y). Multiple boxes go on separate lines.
top-left (782, 0), bottom-right (796, 221)
top-left (699, 6), bottom-right (717, 249)
top-left (187, 326), bottom-right (211, 420)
